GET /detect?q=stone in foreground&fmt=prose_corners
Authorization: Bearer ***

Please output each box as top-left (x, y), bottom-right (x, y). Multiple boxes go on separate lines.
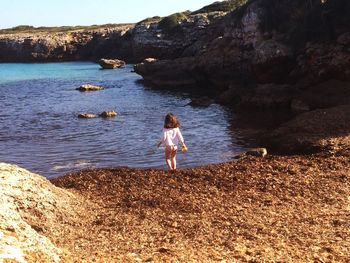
top-left (76, 84), bottom-right (104, 92)
top-left (100, 111), bottom-right (117, 118)
top-left (99, 58), bottom-right (125, 69)
top-left (246, 148), bottom-right (268, 157)
top-left (0, 163), bottom-right (87, 262)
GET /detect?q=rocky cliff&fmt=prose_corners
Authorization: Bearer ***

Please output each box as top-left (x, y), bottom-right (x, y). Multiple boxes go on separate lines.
top-left (134, 0), bottom-right (350, 110)
top-left (0, 25), bottom-right (133, 62)
top-left (0, 2), bottom-right (233, 63)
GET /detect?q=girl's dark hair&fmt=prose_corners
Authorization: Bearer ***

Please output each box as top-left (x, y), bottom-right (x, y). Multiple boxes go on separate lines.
top-left (164, 113), bottom-right (180, 128)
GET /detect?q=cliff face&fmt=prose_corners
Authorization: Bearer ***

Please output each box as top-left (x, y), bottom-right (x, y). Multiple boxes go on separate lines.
top-left (0, 3), bottom-right (232, 63)
top-left (0, 25), bottom-right (133, 62)
top-left (135, 0), bottom-right (350, 109)
top-left (130, 11), bottom-right (226, 61)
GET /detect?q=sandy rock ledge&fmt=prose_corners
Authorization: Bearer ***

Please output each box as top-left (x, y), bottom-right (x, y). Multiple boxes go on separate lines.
top-left (0, 163), bottom-right (90, 262)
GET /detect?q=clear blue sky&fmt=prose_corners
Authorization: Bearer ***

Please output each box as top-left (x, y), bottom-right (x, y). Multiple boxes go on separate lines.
top-left (0, 0), bottom-right (221, 29)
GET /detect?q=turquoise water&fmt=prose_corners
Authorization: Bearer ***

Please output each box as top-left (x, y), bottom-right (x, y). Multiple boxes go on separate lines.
top-left (0, 62), bottom-right (248, 178)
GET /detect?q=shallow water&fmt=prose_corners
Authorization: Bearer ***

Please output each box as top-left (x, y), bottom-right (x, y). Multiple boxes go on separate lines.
top-left (0, 62), bottom-right (249, 178)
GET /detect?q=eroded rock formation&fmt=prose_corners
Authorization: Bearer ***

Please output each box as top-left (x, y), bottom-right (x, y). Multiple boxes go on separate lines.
top-left (0, 163), bottom-right (90, 261)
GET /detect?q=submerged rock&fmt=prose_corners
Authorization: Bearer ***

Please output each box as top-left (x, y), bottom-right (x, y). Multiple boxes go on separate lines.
top-left (100, 111), bottom-right (117, 118)
top-left (99, 58), bottom-right (125, 69)
top-left (76, 84), bottom-right (104, 92)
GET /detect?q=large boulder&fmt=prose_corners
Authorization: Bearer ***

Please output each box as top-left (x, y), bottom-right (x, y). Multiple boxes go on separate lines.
top-left (134, 57), bottom-right (197, 87)
top-left (99, 58), bottom-right (125, 69)
top-left (0, 163), bottom-right (88, 262)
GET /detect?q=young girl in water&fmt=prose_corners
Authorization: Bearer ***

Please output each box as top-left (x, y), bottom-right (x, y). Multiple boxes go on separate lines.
top-left (157, 113), bottom-right (187, 170)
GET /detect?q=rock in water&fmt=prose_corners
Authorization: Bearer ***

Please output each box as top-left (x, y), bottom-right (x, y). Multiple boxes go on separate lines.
top-left (76, 84), bottom-right (104, 92)
top-left (78, 113), bottom-right (98, 118)
top-left (99, 58), bottom-right (125, 69)
top-left (100, 111), bottom-right (117, 118)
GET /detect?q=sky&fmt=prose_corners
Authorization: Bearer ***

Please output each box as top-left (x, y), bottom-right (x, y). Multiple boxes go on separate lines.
top-left (0, 0), bottom-right (221, 29)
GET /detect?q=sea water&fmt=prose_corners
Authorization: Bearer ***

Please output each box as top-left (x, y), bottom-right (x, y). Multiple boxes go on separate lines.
top-left (0, 62), bottom-right (249, 178)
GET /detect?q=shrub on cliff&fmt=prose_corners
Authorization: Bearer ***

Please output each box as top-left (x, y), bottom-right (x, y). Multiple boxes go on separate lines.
top-left (158, 12), bottom-right (189, 32)
top-left (136, 16), bottom-right (161, 25)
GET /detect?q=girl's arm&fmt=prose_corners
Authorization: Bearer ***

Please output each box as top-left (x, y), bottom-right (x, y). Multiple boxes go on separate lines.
top-left (177, 128), bottom-right (185, 146)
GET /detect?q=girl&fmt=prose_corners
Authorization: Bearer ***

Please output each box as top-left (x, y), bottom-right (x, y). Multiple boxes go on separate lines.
top-left (157, 113), bottom-right (187, 170)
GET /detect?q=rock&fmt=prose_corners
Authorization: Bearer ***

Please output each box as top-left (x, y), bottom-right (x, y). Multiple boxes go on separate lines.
top-left (78, 113), bottom-right (98, 118)
top-left (238, 84), bottom-right (297, 109)
top-left (134, 57), bottom-right (197, 87)
top-left (100, 111), bottom-right (117, 118)
top-left (99, 58), bottom-right (125, 69)
top-left (290, 99), bottom-right (310, 113)
top-left (299, 80), bottom-right (350, 109)
top-left (0, 163), bottom-right (88, 262)
top-left (246, 148), bottom-right (268, 157)
top-left (265, 105), bottom-right (350, 154)
top-left (144, 57), bottom-right (158, 63)
top-left (76, 84), bottom-right (104, 92)
top-left (188, 97), bottom-right (212, 107)
top-left (337, 32), bottom-right (350, 46)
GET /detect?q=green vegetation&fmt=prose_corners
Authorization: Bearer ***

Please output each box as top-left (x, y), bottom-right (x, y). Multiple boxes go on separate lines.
top-left (0, 23), bottom-right (134, 35)
top-left (158, 12), bottom-right (190, 32)
top-left (192, 0), bottom-right (249, 14)
top-left (136, 16), bottom-right (162, 25)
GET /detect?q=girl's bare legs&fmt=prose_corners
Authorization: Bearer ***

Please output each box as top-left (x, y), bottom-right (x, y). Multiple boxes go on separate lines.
top-left (166, 158), bottom-right (173, 170)
top-left (165, 146), bottom-right (174, 170)
top-left (171, 154), bottom-right (177, 170)
top-left (165, 146), bottom-right (177, 170)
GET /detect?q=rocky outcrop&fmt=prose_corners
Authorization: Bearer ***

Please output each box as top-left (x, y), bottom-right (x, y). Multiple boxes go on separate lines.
top-left (0, 163), bottom-right (88, 261)
top-left (134, 0), bottom-right (350, 110)
top-left (131, 11), bottom-right (226, 61)
top-left (134, 57), bottom-right (197, 87)
top-left (265, 105), bottom-right (350, 154)
top-left (99, 58), bottom-right (125, 69)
